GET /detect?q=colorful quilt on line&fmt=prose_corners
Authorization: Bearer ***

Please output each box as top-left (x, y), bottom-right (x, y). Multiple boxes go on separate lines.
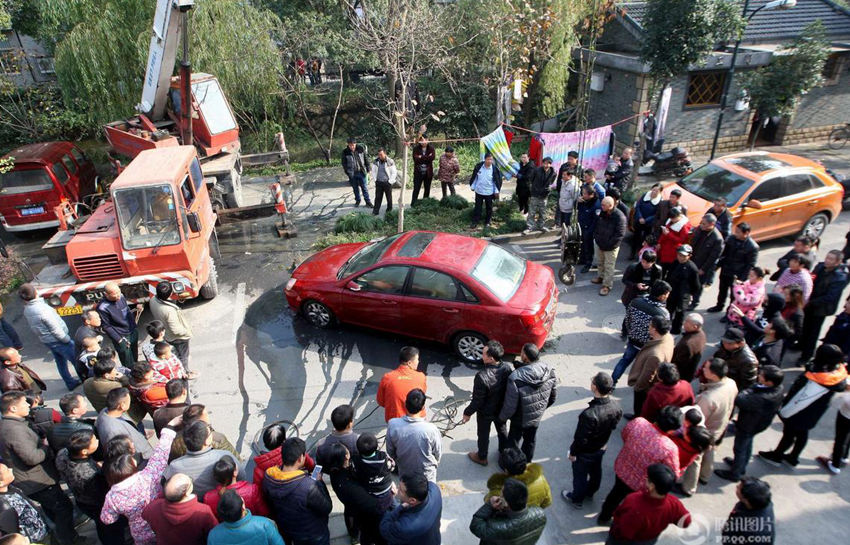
top-left (537, 125), bottom-right (613, 176)
top-left (479, 127), bottom-right (519, 179)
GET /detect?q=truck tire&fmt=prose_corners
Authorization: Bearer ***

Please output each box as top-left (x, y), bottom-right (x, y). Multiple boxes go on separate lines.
top-left (199, 256), bottom-right (219, 299)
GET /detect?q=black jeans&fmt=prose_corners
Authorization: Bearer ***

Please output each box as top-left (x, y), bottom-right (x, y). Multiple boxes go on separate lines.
top-left (112, 328), bottom-right (138, 370)
top-left (30, 485), bottom-right (77, 545)
top-left (476, 415), bottom-right (509, 459)
top-left (78, 501), bottom-right (127, 545)
top-left (775, 425), bottom-right (809, 462)
top-left (799, 308), bottom-right (827, 361)
top-left (633, 389), bottom-right (648, 416)
top-left (472, 194), bottom-right (494, 226)
top-left (517, 192), bottom-right (529, 214)
top-left (631, 222), bottom-right (652, 256)
top-left (715, 274), bottom-right (735, 309)
top-left (599, 476), bottom-right (635, 522)
top-left (441, 181), bottom-right (456, 198)
top-left (730, 432), bottom-right (755, 478)
top-left (508, 421), bottom-right (539, 462)
top-left (692, 270), bottom-right (714, 307)
top-left (411, 171), bottom-right (432, 204)
top-left (373, 182), bottom-right (393, 215)
top-left (571, 450), bottom-right (605, 502)
top-left (833, 412), bottom-right (850, 467)
top-left (580, 225), bottom-right (595, 265)
top-left (171, 339), bottom-right (190, 370)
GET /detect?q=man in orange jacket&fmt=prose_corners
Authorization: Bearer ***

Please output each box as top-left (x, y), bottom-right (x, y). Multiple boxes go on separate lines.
top-left (377, 346), bottom-right (427, 422)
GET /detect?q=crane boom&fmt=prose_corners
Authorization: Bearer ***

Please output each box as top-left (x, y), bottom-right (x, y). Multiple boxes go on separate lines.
top-left (138, 0), bottom-right (194, 120)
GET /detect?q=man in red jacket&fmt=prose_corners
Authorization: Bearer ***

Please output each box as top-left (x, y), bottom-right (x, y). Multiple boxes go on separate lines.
top-left (640, 363), bottom-right (695, 422)
top-left (608, 464), bottom-right (691, 544)
top-left (142, 473), bottom-right (217, 545)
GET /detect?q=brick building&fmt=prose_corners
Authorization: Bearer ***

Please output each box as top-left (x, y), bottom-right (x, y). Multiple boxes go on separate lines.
top-left (576, 0), bottom-right (850, 155)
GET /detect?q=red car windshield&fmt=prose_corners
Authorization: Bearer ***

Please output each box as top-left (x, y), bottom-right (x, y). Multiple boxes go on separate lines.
top-left (337, 234), bottom-right (403, 279)
top-left (0, 169), bottom-right (53, 195)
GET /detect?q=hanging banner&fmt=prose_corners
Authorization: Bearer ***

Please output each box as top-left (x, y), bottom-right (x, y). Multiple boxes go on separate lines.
top-left (537, 125), bottom-right (614, 177)
top-left (655, 86), bottom-right (672, 142)
top-left (480, 126), bottom-right (519, 179)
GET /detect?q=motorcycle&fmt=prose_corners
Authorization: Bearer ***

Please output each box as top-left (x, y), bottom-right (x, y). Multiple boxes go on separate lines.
top-left (820, 162), bottom-right (850, 209)
top-left (641, 145), bottom-right (693, 178)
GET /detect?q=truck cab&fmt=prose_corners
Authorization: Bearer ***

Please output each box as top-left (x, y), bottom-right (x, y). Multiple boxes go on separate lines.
top-left (36, 146), bottom-right (219, 315)
top-left (0, 142), bottom-right (98, 232)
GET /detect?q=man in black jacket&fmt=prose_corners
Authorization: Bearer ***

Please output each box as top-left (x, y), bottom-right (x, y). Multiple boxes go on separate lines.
top-left (715, 366), bottom-right (784, 482)
top-left (47, 393), bottom-right (95, 454)
top-left (613, 281), bottom-right (671, 385)
top-left (55, 429), bottom-right (126, 545)
top-left (498, 344), bottom-right (557, 462)
top-left (708, 223), bottom-right (759, 313)
top-left (689, 213), bottom-right (724, 309)
top-left (0, 392), bottom-right (79, 545)
top-left (526, 157), bottom-right (555, 232)
top-left (341, 137), bottom-right (373, 208)
top-left (592, 197), bottom-right (627, 296)
top-left (562, 372), bottom-right (622, 508)
top-left (799, 250), bottom-right (850, 363)
top-left (666, 245), bottom-right (701, 334)
top-left (515, 154), bottom-right (535, 214)
top-left (710, 197), bottom-right (733, 239)
top-left (462, 341), bottom-right (513, 466)
top-left (652, 189), bottom-right (688, 238)
top-left (264, 437), bottom-right (333, 545)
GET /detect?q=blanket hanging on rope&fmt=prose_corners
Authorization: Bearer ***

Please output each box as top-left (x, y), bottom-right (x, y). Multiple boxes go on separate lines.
top-left (535, 125), bottom-right (614, 177)
top-left (480, 126), bottom-right (519, 180)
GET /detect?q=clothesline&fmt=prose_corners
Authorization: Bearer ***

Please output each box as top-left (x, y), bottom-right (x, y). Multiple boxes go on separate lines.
top-left (503, 110), bottom-right (651, 136)
top-left (402, 110), bottom-right (651, 145)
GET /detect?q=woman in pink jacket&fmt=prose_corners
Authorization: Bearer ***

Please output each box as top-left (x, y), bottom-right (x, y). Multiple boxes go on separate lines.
top-left (727, 266), bottom-right (767, 326)
top-left (101, 415), bottom-right (182, 545)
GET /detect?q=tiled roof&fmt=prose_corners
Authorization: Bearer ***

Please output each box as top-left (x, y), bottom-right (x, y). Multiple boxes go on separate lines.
top-left (619, 0), bottom-right (850, 43)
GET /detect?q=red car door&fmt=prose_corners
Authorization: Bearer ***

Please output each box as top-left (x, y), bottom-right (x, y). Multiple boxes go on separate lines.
top-left (400, 267), bottom-right (469, 342)
top-left (338, 265), bottom-right (410, 333)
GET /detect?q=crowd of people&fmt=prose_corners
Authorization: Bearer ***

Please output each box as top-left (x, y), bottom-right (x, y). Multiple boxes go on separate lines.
top-left (2, 164), bottom-right (850, 545)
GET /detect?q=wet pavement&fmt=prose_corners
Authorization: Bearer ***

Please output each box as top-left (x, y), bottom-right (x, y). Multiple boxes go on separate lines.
top-left (3, 141), bottom-right (850, 544)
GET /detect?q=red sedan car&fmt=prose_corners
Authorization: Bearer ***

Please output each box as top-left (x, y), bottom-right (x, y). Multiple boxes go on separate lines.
top-left (284, 231), bottom-right (557, 362)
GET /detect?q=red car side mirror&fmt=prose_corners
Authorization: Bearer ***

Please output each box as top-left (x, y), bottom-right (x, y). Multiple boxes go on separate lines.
top-left (346, 281), bottom-right (361, 292)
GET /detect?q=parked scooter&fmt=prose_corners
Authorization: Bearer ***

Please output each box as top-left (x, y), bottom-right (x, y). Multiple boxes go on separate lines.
top-left (641, 145), bottom-right (693, 178)
top-left (819, 162), bottom-right (850, 209)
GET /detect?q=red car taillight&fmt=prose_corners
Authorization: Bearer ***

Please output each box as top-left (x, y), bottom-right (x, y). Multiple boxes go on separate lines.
top-left (521, 309), bottom-right (545, 331)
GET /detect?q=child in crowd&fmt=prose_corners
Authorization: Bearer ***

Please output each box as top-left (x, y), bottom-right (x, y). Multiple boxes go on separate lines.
top-left (78, 336), bottom-right (101, 378)
top-left (150, 342), bottom-right (196, 381)
top-left (352, 432), bottom-right (396, 511)
top-left (141, 321), bottom-right (167, 363)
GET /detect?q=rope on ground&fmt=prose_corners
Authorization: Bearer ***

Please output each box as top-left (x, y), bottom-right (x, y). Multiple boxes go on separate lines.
top-left (429, 396), bottom-right (470, 439)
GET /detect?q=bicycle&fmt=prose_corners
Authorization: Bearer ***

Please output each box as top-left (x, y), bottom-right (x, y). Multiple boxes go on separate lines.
top-left (828, 123), bottom-right (850, 150)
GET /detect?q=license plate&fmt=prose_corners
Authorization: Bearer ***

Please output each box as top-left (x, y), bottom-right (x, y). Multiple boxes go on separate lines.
top-left (56, 305), bottom-right (83, 316)
top-left (21, 206), bottom-right (45, 216)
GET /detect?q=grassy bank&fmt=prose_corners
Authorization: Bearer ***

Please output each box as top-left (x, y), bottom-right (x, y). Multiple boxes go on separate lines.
top-left (314, 195), bottom-right (527, 249)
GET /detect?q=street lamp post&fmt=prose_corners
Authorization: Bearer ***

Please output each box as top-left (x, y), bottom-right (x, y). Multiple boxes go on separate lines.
top-left (709, 0), bottom-right (797, 160)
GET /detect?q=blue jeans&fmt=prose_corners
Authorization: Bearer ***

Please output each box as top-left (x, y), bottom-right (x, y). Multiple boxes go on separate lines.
top-left (731, 432), bottom-right (755, 478)
top-left (571, 449), bottom-right (605, 502)
top-left (46, 340), bottom-right (79, 389)
top-left (348, 173), bottom-right (371, 205)
top-left (612, 341), bottom-right (640, 384)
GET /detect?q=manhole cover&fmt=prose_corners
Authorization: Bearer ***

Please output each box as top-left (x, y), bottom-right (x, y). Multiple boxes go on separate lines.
top-left (602, 314), bottom-right (626, 340)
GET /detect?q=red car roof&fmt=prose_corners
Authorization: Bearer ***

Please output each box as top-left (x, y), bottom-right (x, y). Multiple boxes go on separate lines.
top-left (1, 141), bottom-right (77, 166)
top-left (384, 231), bottom-right (489, 272)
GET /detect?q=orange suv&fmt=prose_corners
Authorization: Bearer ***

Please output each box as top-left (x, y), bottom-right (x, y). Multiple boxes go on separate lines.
top-left (664, 152), bottom-right (843, 241)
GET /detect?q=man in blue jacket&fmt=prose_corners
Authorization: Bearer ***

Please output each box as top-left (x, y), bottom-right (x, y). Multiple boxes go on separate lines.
top-left (380, 473), bottom-right (442, 545)
top-left (208, 489), bottom-right (284, 545)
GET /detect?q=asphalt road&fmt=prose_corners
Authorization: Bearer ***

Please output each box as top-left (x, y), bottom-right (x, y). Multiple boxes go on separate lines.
top-left (3, 143), bottom-right (850, 544)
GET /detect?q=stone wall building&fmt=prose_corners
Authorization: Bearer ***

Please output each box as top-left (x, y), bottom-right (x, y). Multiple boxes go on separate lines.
top-left (576, 0), bottom-right (850, 155)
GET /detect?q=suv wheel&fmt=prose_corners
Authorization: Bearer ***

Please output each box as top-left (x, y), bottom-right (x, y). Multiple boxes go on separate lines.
top-left (453, 331), bottom-right (487, 363)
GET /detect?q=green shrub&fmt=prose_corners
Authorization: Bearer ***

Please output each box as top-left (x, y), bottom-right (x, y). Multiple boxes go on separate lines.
top-left (314, 232), bottom-right (379, 249)
top-left (440, 194), bottom-right (471, 209)
top-left (411, 197), bottom-right (441, 210)
top-left (383, 209), bottom-right (399, 226)
top-left (334, 212), bottom-right (387, 234)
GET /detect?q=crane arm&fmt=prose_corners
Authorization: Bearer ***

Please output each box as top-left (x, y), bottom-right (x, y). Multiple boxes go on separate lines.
top-left (137, 0), bottom-right (195, 120)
